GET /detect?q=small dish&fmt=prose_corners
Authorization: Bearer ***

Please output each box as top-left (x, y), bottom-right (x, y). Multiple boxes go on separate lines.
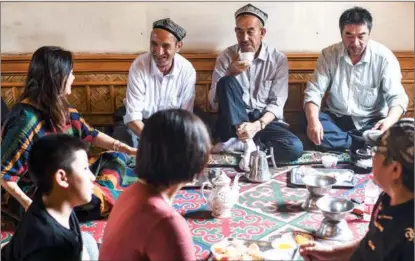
top-left (321, 155), bottom-right (338, 168)
top-left (263, 249), bottom-right (294, 261)
top-left (210, 238), bottom-right (264, 261)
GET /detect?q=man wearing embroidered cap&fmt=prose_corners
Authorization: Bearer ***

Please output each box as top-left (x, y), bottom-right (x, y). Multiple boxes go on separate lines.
top-left (114, 18), bottom-right (196, 147)
top-left (209, 3), bottom-right (303, 171)
top-left (300, 117), bottom-right (414, 261)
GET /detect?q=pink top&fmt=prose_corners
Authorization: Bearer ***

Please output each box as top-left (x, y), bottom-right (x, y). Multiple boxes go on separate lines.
top-left (99, 182), bottom-right (195, 261)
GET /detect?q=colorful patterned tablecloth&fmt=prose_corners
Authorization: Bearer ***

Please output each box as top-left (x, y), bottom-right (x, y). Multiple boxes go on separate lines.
top-left (1, 166), bottom-right (370, 260)
top-left (175, 167), bottom-right (370, 260)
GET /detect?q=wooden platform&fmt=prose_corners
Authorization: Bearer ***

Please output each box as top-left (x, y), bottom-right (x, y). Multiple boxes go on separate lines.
top-left (1, 52), bottom-right (413, 132)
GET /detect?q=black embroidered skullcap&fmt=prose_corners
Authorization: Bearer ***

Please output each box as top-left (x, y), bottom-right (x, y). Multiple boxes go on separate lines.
top-left (235, 4), bottom-right (268, 26)
top-left (152, 18), bottom-right (186, 41)
top-left (363, 118), bottom-right (414, 192)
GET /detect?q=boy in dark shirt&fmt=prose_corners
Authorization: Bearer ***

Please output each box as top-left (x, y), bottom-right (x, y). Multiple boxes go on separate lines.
top-left (1, 134), bottom-right (96, 260)
top-left (300, 118), bottom-right (414, 261)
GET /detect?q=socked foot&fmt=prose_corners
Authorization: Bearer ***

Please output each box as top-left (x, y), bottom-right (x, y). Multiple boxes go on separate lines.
top-left (238, 139), bottom-right (257, 172)
top-left (211, 137), bottom-right (245, 153)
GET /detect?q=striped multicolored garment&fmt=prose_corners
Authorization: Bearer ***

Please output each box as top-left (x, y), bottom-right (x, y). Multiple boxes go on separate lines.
top-left (1, 99), bottom-right (136, 221)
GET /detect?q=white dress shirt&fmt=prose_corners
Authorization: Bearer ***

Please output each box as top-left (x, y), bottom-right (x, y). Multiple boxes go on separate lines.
top-left (123, 53), bottom-right (196, 124)
top-left (209, 42), bottom-right (289, 121)
top-left (304, 40), bottom-right (408, 129)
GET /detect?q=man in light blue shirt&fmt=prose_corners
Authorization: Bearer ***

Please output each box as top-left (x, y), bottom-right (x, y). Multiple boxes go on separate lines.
top-left (304, 7), bottom-right (408, 152)
top-left (209, 4), bottom-right (303, 171)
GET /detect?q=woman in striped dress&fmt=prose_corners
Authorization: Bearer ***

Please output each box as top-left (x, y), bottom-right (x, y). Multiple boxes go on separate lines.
top-left (1, 46), bottom-right (137, 222)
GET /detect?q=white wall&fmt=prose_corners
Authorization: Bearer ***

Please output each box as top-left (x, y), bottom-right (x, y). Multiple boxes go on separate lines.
top-left (1, 2), bottom-right (414, 53)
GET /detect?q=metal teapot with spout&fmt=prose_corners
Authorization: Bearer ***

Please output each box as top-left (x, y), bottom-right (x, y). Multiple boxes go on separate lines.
top-left (245, 146), bottom-right (277, 183)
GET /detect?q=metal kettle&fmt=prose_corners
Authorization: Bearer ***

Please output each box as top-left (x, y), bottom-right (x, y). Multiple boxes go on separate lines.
top-left (245, 147), bottom-right (277, 183)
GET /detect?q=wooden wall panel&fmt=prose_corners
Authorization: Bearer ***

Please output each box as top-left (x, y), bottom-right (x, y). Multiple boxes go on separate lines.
top-left (403, 82), bottom-right (414, 117)
top-left (1, 52), bottom-right (413, 132)
top-left (285, 83), bottom-right (304, 112)
top-left (68, 87), bottom-right (88, 112)
top-left (195, 84), bottom-right (208, 111)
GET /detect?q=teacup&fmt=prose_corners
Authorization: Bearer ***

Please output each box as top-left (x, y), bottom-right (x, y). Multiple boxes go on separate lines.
top-left (321, 155), bottom-right (338, 168)
top-left (239, 52), bottom-right (255, 65)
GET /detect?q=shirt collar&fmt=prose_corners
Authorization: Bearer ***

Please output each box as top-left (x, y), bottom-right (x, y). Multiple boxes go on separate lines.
top-left (150, 54), bottom-right (178, 77)
top-left (360, 40), bottom-right (372, 64)
top-left (256, 42), bottom-right (267, 61)
top-left (340, 40), bottom-right (372, 64)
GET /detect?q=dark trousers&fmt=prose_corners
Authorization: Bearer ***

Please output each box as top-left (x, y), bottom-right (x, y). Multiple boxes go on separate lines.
top-left (1, 98), bottom-right (9, 126)
top-left (309, 111), bottom-right (382, 151)
top-left (112, 116), bottom-right (148, 148)
top-left (215, 76), bottom-right (303, 163)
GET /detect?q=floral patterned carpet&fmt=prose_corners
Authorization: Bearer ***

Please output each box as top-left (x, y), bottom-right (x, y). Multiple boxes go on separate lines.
top-left (1, 151), bottom-right (367, 261)
top-left (208, 150), bottom-right (351, 167)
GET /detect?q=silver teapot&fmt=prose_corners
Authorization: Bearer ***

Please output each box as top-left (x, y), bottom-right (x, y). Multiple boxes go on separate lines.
top-left (245, 147), bottom-right (277, 183)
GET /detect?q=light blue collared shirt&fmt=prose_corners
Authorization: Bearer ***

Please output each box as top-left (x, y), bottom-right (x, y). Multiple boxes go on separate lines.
top-left (304, 40), bottom-right (408, 129)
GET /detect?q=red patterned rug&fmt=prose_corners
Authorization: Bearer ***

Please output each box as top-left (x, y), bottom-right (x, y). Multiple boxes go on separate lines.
top-left (1, 161), bottom-right (368, 260)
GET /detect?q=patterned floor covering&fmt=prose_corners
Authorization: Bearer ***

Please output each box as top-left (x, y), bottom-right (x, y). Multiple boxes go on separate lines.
top-left (208, 150), bottom-right (351, 167)
top-left (1, 151), bottom-right (367, 261)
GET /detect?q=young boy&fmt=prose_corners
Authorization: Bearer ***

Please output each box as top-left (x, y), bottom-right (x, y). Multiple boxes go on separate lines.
top-left (1, 134), bottom-right (97, 260)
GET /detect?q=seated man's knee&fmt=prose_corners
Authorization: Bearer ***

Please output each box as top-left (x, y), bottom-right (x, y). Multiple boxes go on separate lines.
top-left (217, 76), bottom-right (238, 93)
top-left (272, 136), bottom-right (303, 162)
top-left (289, 137), bottom-right (304, 160)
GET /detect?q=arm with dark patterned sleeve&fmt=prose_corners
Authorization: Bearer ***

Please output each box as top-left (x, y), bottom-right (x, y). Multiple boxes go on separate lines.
top-left (1, 110), bottom-right (37, 211)
top-left (70, 108), bottom-right (137, 156)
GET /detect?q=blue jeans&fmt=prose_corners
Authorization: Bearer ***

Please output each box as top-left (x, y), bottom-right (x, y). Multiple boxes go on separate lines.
top-left (215, 76), bottom-right (303, 163)
top-left (313, 111), bottom-right (382, 151)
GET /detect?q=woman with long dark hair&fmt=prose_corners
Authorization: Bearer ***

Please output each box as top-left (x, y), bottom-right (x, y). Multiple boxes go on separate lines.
top-left (1, 46), bottom-right (137, 221)
top-left (99, 109), bottom-right (211, 261)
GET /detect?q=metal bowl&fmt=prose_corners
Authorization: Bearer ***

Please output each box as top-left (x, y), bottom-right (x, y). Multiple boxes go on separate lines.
top-left (316, 196), bottom-right (354, 221)
top-left (355, 148), bottom-right (372, 159)
top-left (302, 175), bottom-right (337, 196)
top-left (351, 149), bottom-right (373, 174)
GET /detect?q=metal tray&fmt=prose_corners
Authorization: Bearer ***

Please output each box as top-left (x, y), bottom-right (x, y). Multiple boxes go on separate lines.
top-left (289, 166), bottom-right (357, 189)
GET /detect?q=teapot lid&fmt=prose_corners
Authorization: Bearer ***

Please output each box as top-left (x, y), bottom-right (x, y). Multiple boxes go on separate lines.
top-left (212, 173), bottom-right (231, 185)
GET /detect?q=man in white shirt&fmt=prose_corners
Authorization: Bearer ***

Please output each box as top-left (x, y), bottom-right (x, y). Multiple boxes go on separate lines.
top-left (304, 7), bottom-right (408, 152)
top-left (209, 4), bottom-right (303, 171)
top-left (114, 18), bottom-right (196, 147)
